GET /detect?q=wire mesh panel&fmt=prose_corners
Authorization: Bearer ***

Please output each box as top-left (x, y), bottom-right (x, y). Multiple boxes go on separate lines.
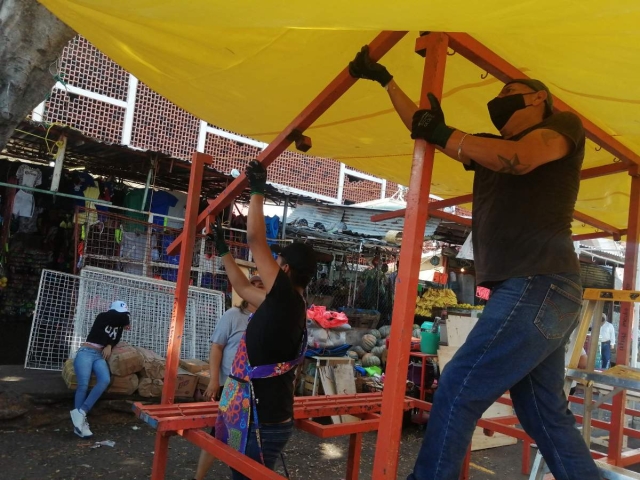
top-left (24, 270), bottom-right (80, 371)
top-left (78, 267), bottom-right (225, 361)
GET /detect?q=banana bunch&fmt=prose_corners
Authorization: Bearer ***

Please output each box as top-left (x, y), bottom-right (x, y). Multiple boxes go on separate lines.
top-left (415, 288), bottom-right (459, 316)
top-left (455, 303), bottom-right (484, 311)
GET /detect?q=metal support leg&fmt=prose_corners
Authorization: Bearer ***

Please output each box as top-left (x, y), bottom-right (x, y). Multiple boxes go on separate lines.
top-left (522, 440), bottom-right (532, 475)
top-left (460, 446), bottom-right (471, 480)
top-left (372, 32), bottom-right (449, 480)
top-left (346, 433), bottom-right (363, 480)
top-left (151, 432), bottom-right (170, 480)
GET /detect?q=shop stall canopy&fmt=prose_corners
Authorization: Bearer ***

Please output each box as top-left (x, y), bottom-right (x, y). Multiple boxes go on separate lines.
top-left (39, 1), bottom-right (640, 236)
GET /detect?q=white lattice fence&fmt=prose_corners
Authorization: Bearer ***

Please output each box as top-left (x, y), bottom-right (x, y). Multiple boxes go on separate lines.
top-left (25, 268), bottom-right (225, 371)
top-left (24, 270), bottom-right (80, 371)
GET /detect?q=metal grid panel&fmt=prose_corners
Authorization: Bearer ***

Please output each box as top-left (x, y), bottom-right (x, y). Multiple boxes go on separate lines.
top-left (59, 36), bottom-right (130, 101)
top-left (129, 83), bottom-right (200, 159)
top-left (24, 270), bottom-right (80, 371)
top-left (203, 131), bottom-right (341, 199)
top-left (342, 177), bottom-right (383, 204)
top-left (43, 89), bottom-right (125, 144)
top-left (78, 267), bottom-right (225, 361)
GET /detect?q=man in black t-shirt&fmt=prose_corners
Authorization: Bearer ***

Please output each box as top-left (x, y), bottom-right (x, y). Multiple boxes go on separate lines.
top-left (349, 46), bottom-right (599, 480)
top-left (211, 161), bottom-right (316, 480)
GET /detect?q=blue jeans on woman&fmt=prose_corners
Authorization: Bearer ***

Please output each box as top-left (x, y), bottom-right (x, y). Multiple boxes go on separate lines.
top-left (231, 420), bottom-right (293, 480)
top-left (409, 273), bottom-right (600, 480)
top-left (73, 347), bottom-right (111, 413)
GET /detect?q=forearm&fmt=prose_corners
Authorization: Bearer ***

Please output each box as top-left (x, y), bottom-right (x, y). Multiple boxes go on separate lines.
top-left (209, 345), bottom-right (223, 383)
top-left (446, 130), bottom-right (529, 174)
top-left (221, 254), bottom-right (251, 292)
top-left (386, 80), bottom-right (418, 131)
top-left (246, 194), bottom-right (267, 245)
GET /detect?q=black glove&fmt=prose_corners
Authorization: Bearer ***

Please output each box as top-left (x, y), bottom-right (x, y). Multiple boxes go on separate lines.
top-left (348, 45), bottom-right (393, 87)
top-left (207, 216), bottom-right (229, 257)
top-left (410, 93), bottom-right (455, 149)
top-left (245, 160), bottom-right (267, 196)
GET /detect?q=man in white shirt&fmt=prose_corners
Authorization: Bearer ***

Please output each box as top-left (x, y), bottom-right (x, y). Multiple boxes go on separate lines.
top-left (599, 313), bottom-right (616, 369)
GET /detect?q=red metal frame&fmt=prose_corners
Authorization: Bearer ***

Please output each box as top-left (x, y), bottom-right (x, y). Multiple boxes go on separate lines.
top-left (165, 30), bottom-right (407, 255)
top-left (573, 211), bottom-right (623, 239)
top-left (610, 166), bottom-right (640, 463)
top-left (373, 32), bottom-right (450, 480)
top-left (447, 33), bottom-right (640, 167)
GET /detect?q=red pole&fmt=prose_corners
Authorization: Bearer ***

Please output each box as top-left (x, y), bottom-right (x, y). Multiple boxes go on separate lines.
top-left (372, 32), bottom-right (449, 480)
top-left (151, 152), bottom-right (211, 479)
top-left (608, 166), bottom-right (640, 463)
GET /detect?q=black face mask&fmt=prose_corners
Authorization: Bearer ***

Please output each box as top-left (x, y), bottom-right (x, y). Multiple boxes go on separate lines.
top-left (487, 93), bottom-right (528, 131)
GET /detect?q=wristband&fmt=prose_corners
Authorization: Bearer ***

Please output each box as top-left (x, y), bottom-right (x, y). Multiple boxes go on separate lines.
top-left (457, 133), bottom-right (470, 161)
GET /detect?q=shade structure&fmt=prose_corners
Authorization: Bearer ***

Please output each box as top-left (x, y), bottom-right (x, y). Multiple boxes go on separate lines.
top-left (38, 1), bottom-right (640, 235)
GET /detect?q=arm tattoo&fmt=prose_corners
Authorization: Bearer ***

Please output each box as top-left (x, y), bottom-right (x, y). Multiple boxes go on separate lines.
top-left (541, 129), bottom-right (561, 146)
top-left (497, 153), bottom-right (529, 174)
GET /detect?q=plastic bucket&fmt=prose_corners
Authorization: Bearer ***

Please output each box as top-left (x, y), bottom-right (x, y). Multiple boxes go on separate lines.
top-left (421, 331), bottom-right (440, 354)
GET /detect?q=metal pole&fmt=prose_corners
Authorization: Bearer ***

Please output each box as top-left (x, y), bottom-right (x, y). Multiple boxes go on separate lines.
top-left (153, 152), bottom-right (211, 479)
top-left (140, 166), bottom-right (153, 211)
top-left (281, 196), bottom-right (289, 240)
top-left (0, 181), bottom-right (111, 205)
top-left (372, 32), bottom-right (449, 480)
top-left (609, 166), bottom-right (640, 463)
top-left (51, 135), bottom-right (67, 192)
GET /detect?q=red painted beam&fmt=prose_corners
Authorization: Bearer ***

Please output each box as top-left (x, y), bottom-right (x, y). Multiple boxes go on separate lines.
top-left (166, 30), bottom-right (408, 255)
top-left (447, 33), bottom-right (640, 167)
top-left (610, 168), bottom-right (640, 462)
top-left (373, 32), bottom-right (449, 480)
top-left (573, 211), bottom-right (622, 237)
top-left (429, 209), bottom-right (472, 227)
top-left (581, 162), bottom-right (629, 180)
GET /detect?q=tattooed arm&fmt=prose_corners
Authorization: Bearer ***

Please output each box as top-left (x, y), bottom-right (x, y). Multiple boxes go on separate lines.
top-left (441, 129), bottom-right (572, 175)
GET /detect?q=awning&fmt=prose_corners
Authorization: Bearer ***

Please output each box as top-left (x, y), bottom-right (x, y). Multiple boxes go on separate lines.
top-left (38, 1), bottom-right (640, 236)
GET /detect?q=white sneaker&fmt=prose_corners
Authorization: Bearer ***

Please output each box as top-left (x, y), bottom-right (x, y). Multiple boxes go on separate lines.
top-left (70, 409), bottom-right (85, 437)
top-left (81, 418), bottom-right (93, 438)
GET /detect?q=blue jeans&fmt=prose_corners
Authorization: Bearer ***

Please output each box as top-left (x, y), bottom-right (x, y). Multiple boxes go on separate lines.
top-left (601, 342), bottom-right (611, 369)
top-left (73, 347), bottom-right (110, 413)
top-left (409, 274), bottom-right (600, 480)
top-left (231, 420), bottom-right (293, 480)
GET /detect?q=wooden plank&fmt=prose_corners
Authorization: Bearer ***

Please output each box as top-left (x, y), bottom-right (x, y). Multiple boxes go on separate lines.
top-left (446, 315), bottom-right (479, 348)
top-left (333, 364), bottom-right (359, 423)
top-left (319, 366), bottom-right (343, 424)
top-left (472, 402), bottom-right (517, 451)
top-left (437, 345), bottom-right (458, 373)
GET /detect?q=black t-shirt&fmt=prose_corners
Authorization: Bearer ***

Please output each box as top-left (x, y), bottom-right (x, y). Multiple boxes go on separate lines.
top-left (85, 310), bottom-right (131, 347)
top-left (246, 270), bottom-right (306, 424)
top-left (466, 112), bottom-right (585, 285)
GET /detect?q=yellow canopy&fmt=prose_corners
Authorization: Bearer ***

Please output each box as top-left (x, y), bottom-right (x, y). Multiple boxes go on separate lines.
top-left (39, 1), bottom-right (640, 235)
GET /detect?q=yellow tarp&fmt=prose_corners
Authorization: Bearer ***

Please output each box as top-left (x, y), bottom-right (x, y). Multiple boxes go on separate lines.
top-left (39, 1), bottom-right (640, 235)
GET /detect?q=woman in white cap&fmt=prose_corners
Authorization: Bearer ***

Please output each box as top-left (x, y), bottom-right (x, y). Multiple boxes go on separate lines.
top-left (70, 300), bottom-right (131, 438)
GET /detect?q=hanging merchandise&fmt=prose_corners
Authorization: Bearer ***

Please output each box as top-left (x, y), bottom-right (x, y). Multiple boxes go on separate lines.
top-left (12, 190), bottom-right (35, 218)
top-left (16, 164), bottom-right (42, 188)
top-left (166, 191), bottom-right (187, 229)
top-left (150, 190), bottom-right (178, 226)
top-left (457, 233), bottom-right (474, 261)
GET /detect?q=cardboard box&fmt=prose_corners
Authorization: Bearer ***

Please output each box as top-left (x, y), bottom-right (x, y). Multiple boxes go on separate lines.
top-left (179, 358), bottom-right (209, 374)
top-left (196, 370), bottom-right (211, 390)
top-left (108, 373), bottom-right (139, 395)
top-left (62, 358), bottom-right (96, 390)
top-left (135, 346), bottom-right (165, 380)
top-left (108, 342), bottom-right (144, 376)
top-left (175, 368), bottom-right (198, 398)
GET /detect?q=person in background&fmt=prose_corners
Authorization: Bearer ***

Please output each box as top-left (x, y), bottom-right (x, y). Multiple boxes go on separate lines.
top-left (193, 275), bottom-right (265, 480)
top-left (599, 313), bottom-right (616, 369)
top-left (70, 300), bottom-right (131, 438)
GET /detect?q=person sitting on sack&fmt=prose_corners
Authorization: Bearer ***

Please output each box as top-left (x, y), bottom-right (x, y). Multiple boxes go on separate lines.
top-left (70, 300), bottom-right (131, 438)
top-left (211, 160), bottom-right (317, 479)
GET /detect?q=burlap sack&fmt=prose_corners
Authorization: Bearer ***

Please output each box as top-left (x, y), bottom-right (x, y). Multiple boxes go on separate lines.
top-left (134, 346), bottom-right (165, 380)
top-left (107, 373), bottom-right (139, 395)
top-left (138, 377), bottom-right (164, 398)
top-left (108, 342), bottom-right (144, 376)
top-left (62, 358), bottom-right (97, 390)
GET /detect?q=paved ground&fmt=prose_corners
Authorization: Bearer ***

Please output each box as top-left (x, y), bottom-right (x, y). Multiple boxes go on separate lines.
top-left (0, 365), bottom-right (616, 479)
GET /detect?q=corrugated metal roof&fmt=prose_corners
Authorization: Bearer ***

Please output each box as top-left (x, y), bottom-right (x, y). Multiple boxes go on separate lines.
top-left (288, 204), bottom-right (440, 239)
